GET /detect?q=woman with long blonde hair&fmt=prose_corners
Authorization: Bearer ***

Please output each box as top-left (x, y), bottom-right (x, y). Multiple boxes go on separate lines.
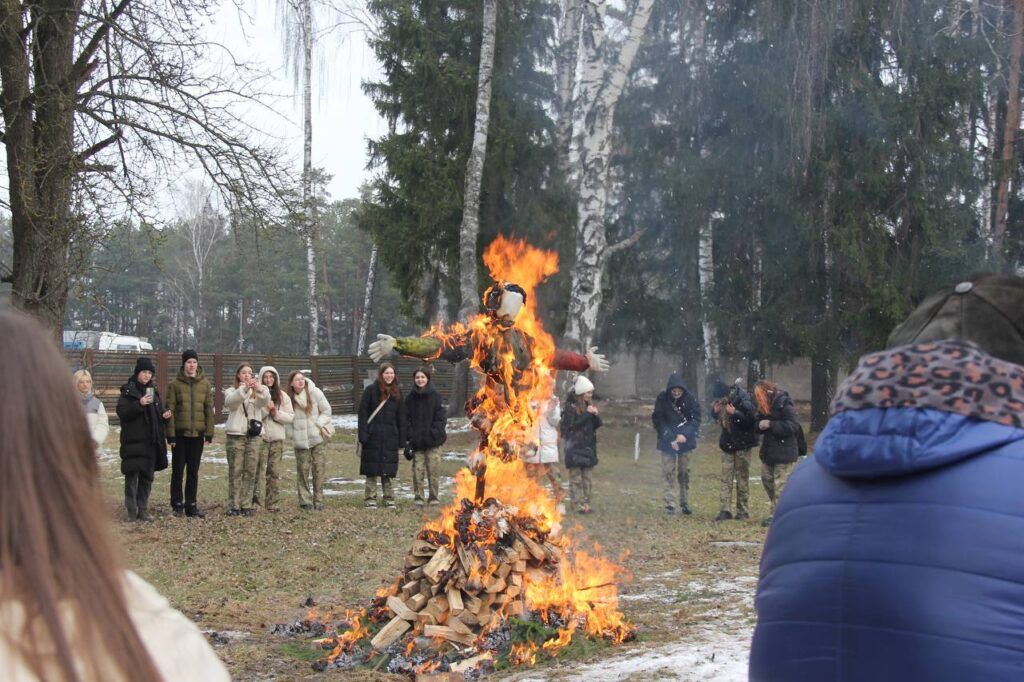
top-left (0, 310), bottom-right (228, 681)
top-left (73, 369), bottom-right (109, 450)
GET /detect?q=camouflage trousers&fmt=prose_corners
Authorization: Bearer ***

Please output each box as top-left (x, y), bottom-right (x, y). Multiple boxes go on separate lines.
top-left (254, 440), bottom-right (284, 510)
top-left (365, 475), bottom-right (395, 506)
top-left (761, 460), bottom-right (794, 514)
top-left (568, 466), bottom-right (593, 510)
top-left (661, 453), bottom-right (690, 509)
top-left (720, 450), bottom-right (751, 516)
top-left (295, 444), bottom-right (325, 507)
top-left (225, 434), bottom-right (259, 511)
top-left (412, 447), bottom-right (441, 504)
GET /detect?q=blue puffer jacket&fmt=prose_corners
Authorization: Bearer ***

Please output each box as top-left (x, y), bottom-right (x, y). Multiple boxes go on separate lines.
top-left (750, 406), bottom-right (1024, 681)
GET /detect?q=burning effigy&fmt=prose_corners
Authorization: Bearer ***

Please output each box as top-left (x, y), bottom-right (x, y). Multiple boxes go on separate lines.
top-left (307, 236), bottom-right (634, 676)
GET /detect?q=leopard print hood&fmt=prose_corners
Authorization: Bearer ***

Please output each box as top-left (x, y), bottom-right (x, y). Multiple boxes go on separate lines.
top-left (817, 340), bottom-right (1024, 479)
top-left (832, 340), bottom-right (1024, 428)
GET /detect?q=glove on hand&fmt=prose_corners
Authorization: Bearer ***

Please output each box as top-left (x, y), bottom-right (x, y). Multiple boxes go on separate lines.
top-left (403, 447), bottom-right (414, 461)
top-left (368, 334), bottom-right (396, 362)
top-left (586, 346), bottom-right (609, 372)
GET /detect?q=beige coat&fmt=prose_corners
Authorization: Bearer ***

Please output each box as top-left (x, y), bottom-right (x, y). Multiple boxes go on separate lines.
top-left (290, 378), bottom-right (332, 450)
top-left (223, 383), bottom-right (270, 436)
top-left (0, 571), bottom-right (229, 681)
top-left (86, 409), bottom-right (109, 449)
top-left (256, 366), bottom-right (294, 443)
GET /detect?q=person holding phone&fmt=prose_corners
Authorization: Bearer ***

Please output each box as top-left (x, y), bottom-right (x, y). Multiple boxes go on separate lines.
top-left (117, 358), bottom-right (170, 521)
top-left (254, 366), bottom-right (294, 512)
top-left (223, 363), bottom-right (269, 517)
top-left (561, 375), bottom-right (602, 514)
top-left (288, 371), bottom-right (332, 510)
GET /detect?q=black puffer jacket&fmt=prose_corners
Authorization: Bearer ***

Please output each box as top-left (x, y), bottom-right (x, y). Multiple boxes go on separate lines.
top-left (405, 384), bottom-right (447, 450)
top-left (358, 384), bottom-right (406, 477)
top-left (717, 386), bottom-right (760, 453)
top-left (117, 377), bottom-right (168, 477)
top-left (560, 397), bottom-right (602, 469)
top-left (652, 373), bottom-right (701, 454)
top-left (758, 390), bottom-right (800, 464)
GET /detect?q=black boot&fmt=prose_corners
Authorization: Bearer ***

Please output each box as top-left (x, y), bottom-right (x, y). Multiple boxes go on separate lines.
top-left (172, 505), bottom-right (185, 518)
top-left (185, 505), bottom-right (205, 519)
top-left (136, 507), bottom-right (152, 522)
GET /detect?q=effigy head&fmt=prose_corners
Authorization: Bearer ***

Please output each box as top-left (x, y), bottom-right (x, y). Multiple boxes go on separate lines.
top-left (483, 281), bottom-right (527, 322)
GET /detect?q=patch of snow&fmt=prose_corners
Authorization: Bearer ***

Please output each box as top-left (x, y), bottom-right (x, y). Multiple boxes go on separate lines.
top-left (525, 629), bottom-right (749, 681)
top-left (328, 415), bottom-right (472, 433)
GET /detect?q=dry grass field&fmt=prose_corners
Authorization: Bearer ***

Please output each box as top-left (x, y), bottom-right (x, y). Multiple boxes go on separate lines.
top-left (96, 401), bottom-right (784, 680)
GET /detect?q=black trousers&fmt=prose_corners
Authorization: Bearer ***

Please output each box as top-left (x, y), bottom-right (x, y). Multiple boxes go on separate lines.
top-left (170, 436), bottom-right (205, 509)
top-left (124, 471), bottom-right (153, 517)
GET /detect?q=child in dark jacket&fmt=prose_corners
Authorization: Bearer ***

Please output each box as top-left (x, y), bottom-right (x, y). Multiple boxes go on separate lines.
top-left (561, 375), bottom-right (601, 514)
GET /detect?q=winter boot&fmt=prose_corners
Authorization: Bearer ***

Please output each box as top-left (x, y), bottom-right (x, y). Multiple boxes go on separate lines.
top-left (136, 507), bottom-right (152, 522)
top-left (185, 505), bottom-right (205, 519)
top-left (715, 510), bottom-right (733, 522)
top-left (172, 505), bottom-right (185, 518)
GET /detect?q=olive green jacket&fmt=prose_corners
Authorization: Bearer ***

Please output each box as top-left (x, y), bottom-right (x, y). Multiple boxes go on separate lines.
top-left (164, 367), bottom-right (215, 440)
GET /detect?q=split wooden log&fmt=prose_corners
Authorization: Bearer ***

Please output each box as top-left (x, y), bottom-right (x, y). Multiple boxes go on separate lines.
top-left (423, 624), bottom-right (475, 646)
top-left (370, 616), bottom-right (410, 650)
top-left (447, 587), bottom-right (464, 615)
top-left (406, 554), bottom-right (430, 569)
top-left (496, 562), bottom-right (512, 580)
top-left (407, 593), bottom-right (428, 611)
top-left (449, 651), bottom-right (493, 674)
top-left (411, 539), bottom-right (438, 556)
top-left (509, 572), bottom-right (523, 587)
top-left (485, 577), bottom-right (506, 594)
top-left (408, 566), bottom-right (425, 581)
top-left (422, 546), bottom-right (455, 583)
top-left (402, 580), bottom-right (420, 600)
top-left (542, 542), bottom-right (562, 563)
top-left (516, 532), bottom-right (545, 561)
top-left (462, 593), bottom-right (482, 614)
top-left (446, 615), bottom-right (473, 636)
top-left (387, 595), bottom-right (419, 621)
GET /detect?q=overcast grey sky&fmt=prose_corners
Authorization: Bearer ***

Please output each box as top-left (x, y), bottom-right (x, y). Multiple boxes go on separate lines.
top-left (208, 1), bottom-right (385, 203)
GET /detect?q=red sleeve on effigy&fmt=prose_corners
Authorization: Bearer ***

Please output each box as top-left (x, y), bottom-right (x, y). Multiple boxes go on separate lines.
top-left (551, 349), bottom-right (589, 371)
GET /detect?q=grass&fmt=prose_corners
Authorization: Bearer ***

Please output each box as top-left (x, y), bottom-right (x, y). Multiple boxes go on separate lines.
top-left (97, 401), bottom-right (774, 680)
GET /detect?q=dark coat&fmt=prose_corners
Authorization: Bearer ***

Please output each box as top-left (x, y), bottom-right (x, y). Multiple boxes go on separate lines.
top-left (652, 373), bottom-right (701, 454)
top-left (750, 407), bottom-right (1024, 681)
top-left (560, 399), bottom-right (601, 469)
top-left (164, 367), bottom-right (215, 440)
top-left (117, 377), bottom-right (168, 478)
top-left (757, 390), bottom-right (799, 464)
top-left (404, 384), bottom-right (447, 451)
top-left (358, 384), bottom-right (406, 477)
top-left (716, 386), bottom-right (760, 453)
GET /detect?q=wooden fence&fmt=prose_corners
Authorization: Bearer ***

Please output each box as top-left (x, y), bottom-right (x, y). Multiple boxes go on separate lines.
top-left (63, 350), bottom-right (465, 424)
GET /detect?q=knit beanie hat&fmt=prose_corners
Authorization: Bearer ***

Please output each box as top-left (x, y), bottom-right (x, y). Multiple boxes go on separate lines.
top-left (181, 349), bottom-right (199, 366)
top-left (134, 357), bottom-right (156, 375)
top-left (573, 374), bottom-right (595, 395)
top-left (887, 273), bottom-right (1024, 367)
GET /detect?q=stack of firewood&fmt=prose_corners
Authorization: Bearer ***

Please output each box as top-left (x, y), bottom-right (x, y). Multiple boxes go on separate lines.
top-left (369, 498), bottom-right (563, 652)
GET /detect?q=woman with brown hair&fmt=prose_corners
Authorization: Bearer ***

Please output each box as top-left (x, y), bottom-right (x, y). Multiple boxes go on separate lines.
top-left (753, 379), bottom-right (800, 526)
top-left (223, 362), bottom-right (269, 516)
top-left (358, 363), bottom-right (405, 509)
top-left (0, 310), bottom-right (229, 681)
top-left (116, 357), bottom-right (170, 522)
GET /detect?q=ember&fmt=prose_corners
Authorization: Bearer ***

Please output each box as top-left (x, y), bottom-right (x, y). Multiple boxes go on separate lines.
top-left (317, 237), bottom-right (633, 675)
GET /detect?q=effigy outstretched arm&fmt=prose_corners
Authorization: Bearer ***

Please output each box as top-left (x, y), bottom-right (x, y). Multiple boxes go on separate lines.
top-left (550, 346), bottom-right (610, 372)
top-left (367, 332), bottom-right (472, 363)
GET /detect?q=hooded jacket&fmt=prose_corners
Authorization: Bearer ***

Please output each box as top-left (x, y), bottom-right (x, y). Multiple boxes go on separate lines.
top-left (290, 377), bottom-right (331, 450)
top-left (716, 386), bottom-right (759, 453)
top-left (223, 378), bottom-right (270, 437)
top-left (523, 397), bottom-right (561, 465)
top-left (164, 365), bottom-right (214, 441)
top-left (652, 373), bottom-right (701, 454)
top-left (757, 390), bottom-right (799, 464)
top-left (358, 382), bottom-right (405, 477)
top-left (404, 382), bottom-right (447, 451)
top-left (256, 366), bottom-right (294, 443)
top-left (116, 376), bottom-right (168, 476)
top-left (750, 341), bottom-right (1024, 681)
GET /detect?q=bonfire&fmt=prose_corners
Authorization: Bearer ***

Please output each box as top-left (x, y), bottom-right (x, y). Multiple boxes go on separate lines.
top-left (301, 237), bottom-right (634, 677)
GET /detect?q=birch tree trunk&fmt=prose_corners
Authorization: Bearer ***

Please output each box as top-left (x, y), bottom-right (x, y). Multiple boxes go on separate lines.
top-left (748, 239), bottom-right (765, 386)
top-left (555, 0), bottom-right (582, 161)
top-left (698, 214), bottom-right (719, 380)
top-left (993, 0), bottom-right (1024, 266)
top-left (301, 0), bottom-right (319, 354)
top-left (356, 244), bottom-right (378, 356)
top-left (564, 0), bottom-right (655, 349)
top-left (458, 0), bottom-right (497, 320)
